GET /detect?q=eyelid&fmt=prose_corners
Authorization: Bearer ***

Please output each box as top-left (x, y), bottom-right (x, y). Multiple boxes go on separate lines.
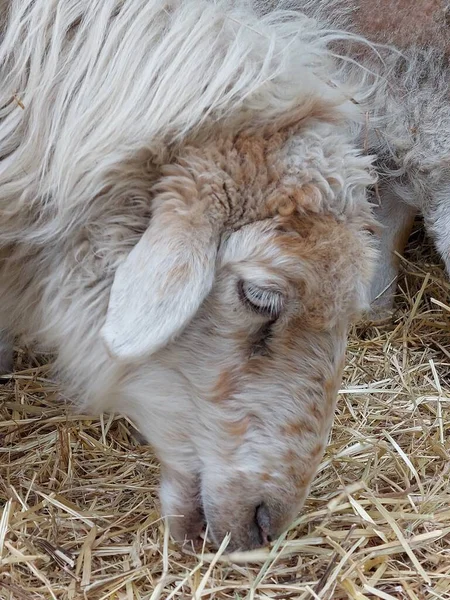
top-left (238, 280), bottom-right (284, 318)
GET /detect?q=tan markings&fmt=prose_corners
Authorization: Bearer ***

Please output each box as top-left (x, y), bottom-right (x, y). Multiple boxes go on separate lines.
top-left (310, 402), bottom-right (323, 421)
top-left (283, 448), bottom-right (298, 465)
top-left (292, 184), bottom-right (323, 213)
top-left (266, 184), bottom-right (324, 219)
top-left (13, 94), bottom-right (25, 110)
top-left (223, 417), bottom-right (250, 438)
top-left (311, 442), bottom-right (325, 459)
top-left (241, 355), bottom-right (268, 377)
top-left (157, 95), bottom-right (355, 236)
top-left (274, 212), bottom-right (372, 330)
top-left (276, 198), bottom-right (296, 217)
top-left (282, 420), bottom-right (316, 438)
top-left (210, 369), bottom-right (239, 403)
top-left (325, 375), bottom-right (341, 407)
top-left (311, 373), bottom-right (326, 385)
top-left (287, 464), bottom-right (311, 488)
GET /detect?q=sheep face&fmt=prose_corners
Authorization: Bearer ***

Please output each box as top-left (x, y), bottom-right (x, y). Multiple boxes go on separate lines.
top-left (102, 127), bottom-right (378, 550)
top-left (165, 215), bottom-right (375, 550)
top-left (115, 212), bottom-right (376, 551)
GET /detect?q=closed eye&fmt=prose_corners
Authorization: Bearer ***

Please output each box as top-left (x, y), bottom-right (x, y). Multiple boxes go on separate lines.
top-left (238, 280), bottom-right (284, 319)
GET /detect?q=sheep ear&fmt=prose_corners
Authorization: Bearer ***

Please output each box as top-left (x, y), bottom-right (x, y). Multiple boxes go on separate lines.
top-left (101, 214), bottom-right (218, 361)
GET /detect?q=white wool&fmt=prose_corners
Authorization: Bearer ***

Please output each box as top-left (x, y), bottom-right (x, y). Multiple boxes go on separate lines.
top-left (0, 0), bottom-right (362, 245)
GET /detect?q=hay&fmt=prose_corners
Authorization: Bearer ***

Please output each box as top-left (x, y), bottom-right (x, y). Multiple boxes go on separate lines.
top-left (1, 224), bottom-right (450, 599)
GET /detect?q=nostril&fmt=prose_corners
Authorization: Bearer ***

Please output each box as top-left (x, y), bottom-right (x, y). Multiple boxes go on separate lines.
top-left (255, 503), bottom-right (272, 545)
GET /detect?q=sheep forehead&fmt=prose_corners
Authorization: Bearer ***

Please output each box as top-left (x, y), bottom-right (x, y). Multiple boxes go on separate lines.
top-left (178, 120), bottom-right (354, 232)
top-left (219, 212), bottom-right (358, 285)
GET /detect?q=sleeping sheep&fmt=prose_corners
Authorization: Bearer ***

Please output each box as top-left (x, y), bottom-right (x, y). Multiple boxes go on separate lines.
top-left (0, 0), bottom-right (379, 550)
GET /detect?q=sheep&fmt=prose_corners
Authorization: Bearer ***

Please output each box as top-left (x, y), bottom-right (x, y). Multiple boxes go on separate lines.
top-left (0, 0), bottom-right (379, 550)
top-left (260, 0), bottom-right (450, 317)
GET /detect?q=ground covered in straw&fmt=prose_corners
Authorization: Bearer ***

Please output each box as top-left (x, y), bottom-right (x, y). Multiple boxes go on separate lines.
top-left (1, 225), bottom-right (450, 600)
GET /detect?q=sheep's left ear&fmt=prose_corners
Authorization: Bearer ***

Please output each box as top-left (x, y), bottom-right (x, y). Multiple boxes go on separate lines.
top-left (101, 208), bottom-right (219, 362)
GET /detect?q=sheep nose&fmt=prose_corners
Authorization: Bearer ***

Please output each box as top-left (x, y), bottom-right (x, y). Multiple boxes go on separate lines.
top-left (255, 502), bottom-right (273, 545)
top-left (204, 498), bottom-right (290, 551)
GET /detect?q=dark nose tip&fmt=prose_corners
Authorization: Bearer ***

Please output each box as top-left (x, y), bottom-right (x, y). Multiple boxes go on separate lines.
top-left (255, 503), bottom-right (273, 545)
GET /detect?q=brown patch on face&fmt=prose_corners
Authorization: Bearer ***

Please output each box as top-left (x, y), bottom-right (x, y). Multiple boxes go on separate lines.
top-left (311, 372), bottom-right (326, 386)
top-left (324, 374), bottom-right (342, 411)
top-left (287, 464), bottom-right (311, 489)
top-left (223, 417), bottom-right (250, 438)
top-left (274, 213), bottom-right (333, 257)
top-left (311, 442), bottom-right (325, 459)
top-left (309, 402), bottom-right (324, 421)
top-left (281, 419), bottom-right (316, 438)
top-left (280, 317), bottom-right (308, 353)
top-left (168, 94), bottom-right (350, 236)
top-left (260, 472), bottom-right (274, 483)
top-left (271, 212), bottom-right (370, 331)
top-left (275, 197), bottom-right (296, 217)
top-left (210, 368), bottom-right (239, 403)
top-left (283, 448), bottom-right (298, 465)
top-left (266, 183), bottom-right (324, 219)
top-left (241, 354), bottom-right (269, 377)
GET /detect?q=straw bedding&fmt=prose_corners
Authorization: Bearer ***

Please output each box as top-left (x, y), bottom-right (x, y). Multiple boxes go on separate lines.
top-left (1, 223), bottom-right (450, 599)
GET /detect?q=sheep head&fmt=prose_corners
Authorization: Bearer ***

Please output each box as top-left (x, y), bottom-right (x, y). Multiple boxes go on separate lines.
top-left (101, 110), bottom-right (378, 550)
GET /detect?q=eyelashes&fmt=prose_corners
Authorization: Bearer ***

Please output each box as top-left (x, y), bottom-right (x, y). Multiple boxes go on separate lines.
top-left (238, 280), bottom-right (284, 319)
